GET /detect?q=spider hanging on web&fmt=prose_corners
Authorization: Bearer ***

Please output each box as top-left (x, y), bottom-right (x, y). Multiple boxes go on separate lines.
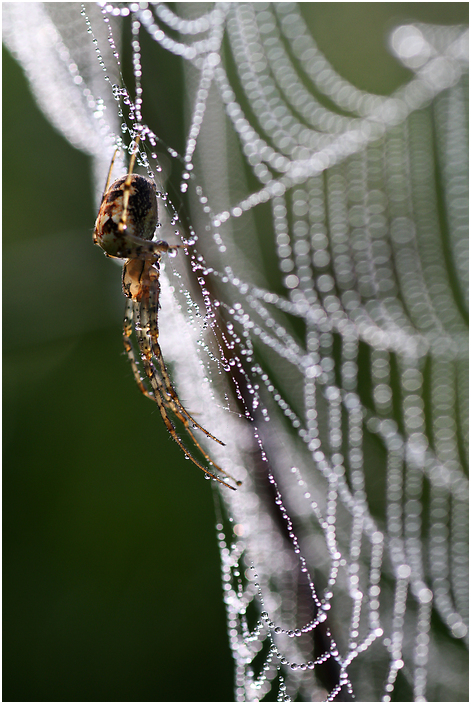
top-left (93, 135), bottom-right (241, 490)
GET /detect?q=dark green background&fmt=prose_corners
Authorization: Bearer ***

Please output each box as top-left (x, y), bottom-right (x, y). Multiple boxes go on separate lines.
top-left (3, 4), bottom-right (468, 702)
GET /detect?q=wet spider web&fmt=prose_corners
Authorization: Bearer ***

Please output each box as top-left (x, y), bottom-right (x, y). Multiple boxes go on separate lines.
top-left (3, 2), bottom-right (468, 700)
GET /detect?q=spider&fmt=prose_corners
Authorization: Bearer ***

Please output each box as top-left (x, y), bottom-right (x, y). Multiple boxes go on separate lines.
top-left (93, 137), bottom-right (240, 490)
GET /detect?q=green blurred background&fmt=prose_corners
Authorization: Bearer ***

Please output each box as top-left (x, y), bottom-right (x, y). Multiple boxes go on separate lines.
top-left (3, 4), bottom-right (468, 702)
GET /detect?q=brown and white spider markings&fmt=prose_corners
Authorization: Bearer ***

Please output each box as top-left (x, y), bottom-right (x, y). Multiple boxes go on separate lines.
top-left (93, 136), bottom-right (241, 490)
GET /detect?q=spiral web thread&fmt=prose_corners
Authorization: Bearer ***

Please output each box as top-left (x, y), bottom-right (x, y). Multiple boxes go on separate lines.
top-left (3, 3), bottom-right (468, 701)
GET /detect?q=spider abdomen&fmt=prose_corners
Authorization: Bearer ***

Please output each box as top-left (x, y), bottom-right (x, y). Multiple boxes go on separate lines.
top-left (94, 174), bottom-right (158, 258)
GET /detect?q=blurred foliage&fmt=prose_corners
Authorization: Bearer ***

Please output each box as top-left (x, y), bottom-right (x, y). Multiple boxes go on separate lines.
top-left (3, 3), bottom-right (468, 702)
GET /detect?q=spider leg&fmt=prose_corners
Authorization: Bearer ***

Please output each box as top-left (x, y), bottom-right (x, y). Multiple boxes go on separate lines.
top-left (152, 338), bottom-right (227, 446)
top-left (123, 298), bottom-right (155, 401)
top-left (173, 408), bottom-right (242, 486)
top-left (101, 147), bottom-right (120, 203)
top-left (111, 235), bottom-right (180, 261)
top-left (118, 136), bottom-right (141, 234)
top-left (134, 305), bottom-right (240, 488)
top-left (142, 267), bottom-right (226, 447)
top-left (137, 334), bottom-right (237, 490)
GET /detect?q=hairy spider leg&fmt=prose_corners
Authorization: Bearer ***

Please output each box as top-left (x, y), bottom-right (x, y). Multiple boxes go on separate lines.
top-left (123, 297), bottom-right (155, 401)
top-left (118, 138), bottom-right (141, 236)
top-left (142, 266), bottom-right (228, 447)
top-left (139, 266), bottom-right (228, 445)
top-left (123, 276), bottom-right (239, 489)
top-left (133, 308), bottom-right (237, 491)
top-left (151, 338), bottom-right (228, 446)
top-left (134, 278), bottom-right (241, 488)
top-left (102, 147), bottom-right (120, 202)
top-left (126, 256), bottom-right (227, 445)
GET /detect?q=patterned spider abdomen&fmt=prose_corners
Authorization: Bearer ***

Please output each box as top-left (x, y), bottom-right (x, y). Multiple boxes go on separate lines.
top-left (93, 174), bottom-right (158, 258)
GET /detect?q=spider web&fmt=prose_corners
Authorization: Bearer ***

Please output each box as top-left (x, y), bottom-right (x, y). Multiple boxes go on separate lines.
top-left (3, 2), bottom-right (468, 700)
